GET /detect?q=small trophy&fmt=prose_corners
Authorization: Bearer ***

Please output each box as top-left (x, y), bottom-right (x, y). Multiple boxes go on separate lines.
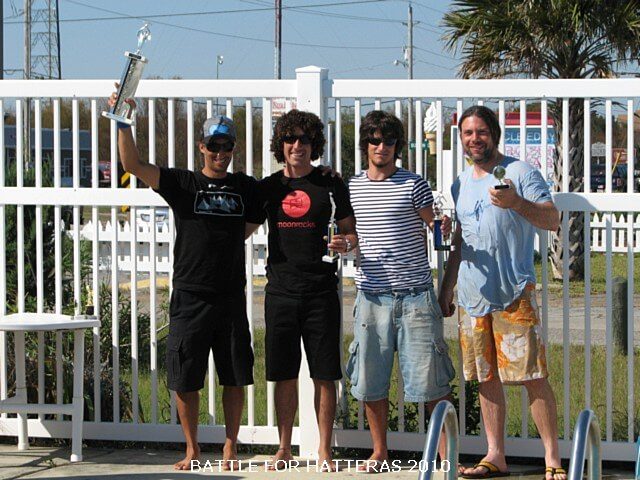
top-left (433, 194), bottom-right (450, 251)
top-left (103, 23), bottom-right (151, 125)
top-left (322, 192), bottom-right (339, 263)
top-left (84, 284), bottom-right (94, 316)
top-left (493, 165), bottom-right (509, 190)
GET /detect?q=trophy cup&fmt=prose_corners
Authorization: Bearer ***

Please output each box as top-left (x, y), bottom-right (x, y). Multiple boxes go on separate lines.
top-left (492, 165), bottom-right (509, 190)
top-left (103, 23), bottom-right (151, 125)
top-left (322, 192), bottom-right (339, 263)
top-left (433, 193), bottom-right (454, 251)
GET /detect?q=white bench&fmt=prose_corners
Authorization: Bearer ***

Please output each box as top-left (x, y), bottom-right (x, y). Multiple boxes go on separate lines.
top-left (0, 313), bottom-right (99, 462)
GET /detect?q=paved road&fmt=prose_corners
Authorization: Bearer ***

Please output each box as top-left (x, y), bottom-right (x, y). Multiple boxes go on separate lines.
top-left (248, 283), bottom-right (640, 346)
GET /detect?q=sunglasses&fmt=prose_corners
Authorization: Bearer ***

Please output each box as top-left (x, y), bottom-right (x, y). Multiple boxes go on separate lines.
top-left (206, 141), bottom-right (234, 153)
top-left (368, 137), bottom-right (397, 147)
top-left (282, 134), bottom-right (312, 145)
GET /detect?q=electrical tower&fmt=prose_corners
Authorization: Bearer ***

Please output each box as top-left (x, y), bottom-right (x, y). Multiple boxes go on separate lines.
top-left (27, 0), bottom-right (61, 79)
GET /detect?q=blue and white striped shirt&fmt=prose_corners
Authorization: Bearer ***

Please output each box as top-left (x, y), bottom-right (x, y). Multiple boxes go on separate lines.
top-left (349, 168), bottom-right (434, 291)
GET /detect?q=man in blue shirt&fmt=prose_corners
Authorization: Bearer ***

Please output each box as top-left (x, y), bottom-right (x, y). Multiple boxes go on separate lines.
top-left (439, 106), bottom-right (565, 480)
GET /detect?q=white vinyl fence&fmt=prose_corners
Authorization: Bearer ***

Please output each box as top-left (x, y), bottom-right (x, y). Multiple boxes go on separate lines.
top-left (79, 212), bottom-right (640, 277)
top-left (0, 70), bottom-right (638, 462)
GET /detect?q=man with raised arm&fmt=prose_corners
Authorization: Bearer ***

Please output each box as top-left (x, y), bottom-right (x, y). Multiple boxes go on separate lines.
top-left (110, 93), bottom-right (261, 471)
top-left (246, 109), bottom-right (357, 470)
top-left (438, 106), bottom-right (564, 480)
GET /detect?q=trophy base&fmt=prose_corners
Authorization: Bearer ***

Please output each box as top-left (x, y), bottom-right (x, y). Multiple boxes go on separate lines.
top-left (102, 111), bottom-right (134, 126)
top-left (434, 245), bottom-right (451, 251)
top-left (322, 255), bottom-right (338, 263)
top-left (494, 184), bottom-right (510, 190)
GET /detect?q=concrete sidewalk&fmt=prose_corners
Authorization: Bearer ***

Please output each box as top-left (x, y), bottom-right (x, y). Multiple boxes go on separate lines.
top-left (0, 446), bottom-right (636, 479)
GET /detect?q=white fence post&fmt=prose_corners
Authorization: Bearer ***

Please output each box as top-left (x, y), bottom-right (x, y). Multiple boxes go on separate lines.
top-left (296, 65), bottom-right (328, 459)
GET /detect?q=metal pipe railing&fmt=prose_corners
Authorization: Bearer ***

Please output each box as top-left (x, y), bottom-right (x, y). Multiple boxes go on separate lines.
top-left (635, 435), bottom-right (640, 480)
top-left (418, 400), bottom-right (458, 480)
top-left (568, 409), bottom-right (601, 480)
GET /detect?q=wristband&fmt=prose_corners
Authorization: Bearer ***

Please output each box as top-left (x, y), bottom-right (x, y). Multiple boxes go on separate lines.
top-left (117, 121), bottom-right (131, 130)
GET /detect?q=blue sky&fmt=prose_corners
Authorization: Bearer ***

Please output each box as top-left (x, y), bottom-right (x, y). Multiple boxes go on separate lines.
top-left (3, 0), bottom-right (460, 80)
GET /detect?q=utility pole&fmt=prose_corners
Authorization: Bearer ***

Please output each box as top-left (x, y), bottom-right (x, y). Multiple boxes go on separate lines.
top-left (395, 4), bottom-right (416, 171)
top-left (407, 4), bottom-right (414, 172)
top-left (24, 0), bottom-right (32, 171)
top-left (0, 0), bottom-right (3, 80)
top-left (274, 0), bottom-right (282, 79)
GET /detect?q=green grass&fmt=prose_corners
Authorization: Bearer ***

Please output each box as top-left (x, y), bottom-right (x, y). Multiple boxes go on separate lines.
top-left (534, 252), bottom-right (640, 296)
top-left (126, 329), bottom-right (639, 443)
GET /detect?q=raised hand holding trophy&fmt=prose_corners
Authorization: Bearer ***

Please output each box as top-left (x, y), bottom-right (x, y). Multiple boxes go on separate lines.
top-left (103, 24), bottom-right (151, 125)
top-left (322, 192), bottom-right (339, 263)
top-left (492, 165), bottom-right (509, 190)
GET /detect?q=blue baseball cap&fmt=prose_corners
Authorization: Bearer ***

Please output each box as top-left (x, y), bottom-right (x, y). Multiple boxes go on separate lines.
top-left (202, 116), bottom-right (236, 142)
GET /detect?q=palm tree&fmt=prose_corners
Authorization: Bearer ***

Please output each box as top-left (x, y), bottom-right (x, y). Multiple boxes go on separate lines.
top-left (442, 0), bottom-right (640, 279)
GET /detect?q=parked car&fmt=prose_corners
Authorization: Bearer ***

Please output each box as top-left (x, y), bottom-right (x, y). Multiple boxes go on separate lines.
top-left (136, 206), bottom-right (169, 230)
top-left (590, 164), bottom-right (626, 192)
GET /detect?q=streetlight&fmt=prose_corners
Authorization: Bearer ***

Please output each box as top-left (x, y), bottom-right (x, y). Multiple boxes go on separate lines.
top-left (215, 55), bottom-right (224, 115)
top-left (216, 54), bottom-right (224, 79)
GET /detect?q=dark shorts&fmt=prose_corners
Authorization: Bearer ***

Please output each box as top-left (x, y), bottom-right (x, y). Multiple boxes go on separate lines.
top-left (166, 289), bottom-right (254, 392)
top-left (265, 291), bottom-right (342, 382)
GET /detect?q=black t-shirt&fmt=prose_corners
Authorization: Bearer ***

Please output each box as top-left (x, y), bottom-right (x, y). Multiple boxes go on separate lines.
top-left (155, 167), bottom-right (262, 294)
top-left (256, 167), bottom-right (354, 296)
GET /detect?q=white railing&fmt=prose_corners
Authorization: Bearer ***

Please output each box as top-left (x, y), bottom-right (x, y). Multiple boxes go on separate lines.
top-left (77, 213), bottom-right (640, 276)
top-left (0, 70), bottom-right (638, 462)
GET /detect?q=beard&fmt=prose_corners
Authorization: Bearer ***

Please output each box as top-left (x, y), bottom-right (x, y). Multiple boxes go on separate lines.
top-left (465, 145), bottom-right (495, 164)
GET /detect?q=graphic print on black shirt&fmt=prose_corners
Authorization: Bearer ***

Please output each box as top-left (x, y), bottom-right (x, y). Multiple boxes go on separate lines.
top-left (194, 190), bottom-right (244, 216)
top-left (154, 167), bottom-right (262, 294)
top-left (256, 167), bottom-right (353, 296)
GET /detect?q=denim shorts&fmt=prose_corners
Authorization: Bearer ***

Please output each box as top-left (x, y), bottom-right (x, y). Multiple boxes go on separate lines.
top-left (345, 284), bottom-right (455, 403)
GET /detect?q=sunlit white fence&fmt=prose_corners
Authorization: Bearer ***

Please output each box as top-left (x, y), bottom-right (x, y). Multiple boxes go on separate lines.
top-left (0, 70), bottom-right (638, 462)
top-left (79, 213), bottom-right (640, 276)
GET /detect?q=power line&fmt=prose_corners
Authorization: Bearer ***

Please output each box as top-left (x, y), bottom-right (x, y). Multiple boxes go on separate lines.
top-left (409, 1), bottom-right (447, 15)
top-left (24, 0), bottom-right (402, 51)
top-left (5, 0), bottom-right (394, 24)
top-left (413, 45), bottom-right (455, 60)
top-left (240, 0), bottom-right (404, 23)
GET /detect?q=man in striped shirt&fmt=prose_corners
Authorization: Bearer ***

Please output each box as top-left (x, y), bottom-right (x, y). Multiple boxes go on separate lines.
top-left (346, 110), bottom-right (455, 470)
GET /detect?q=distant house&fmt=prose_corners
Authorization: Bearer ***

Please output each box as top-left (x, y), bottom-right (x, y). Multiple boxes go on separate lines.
top-left (4, 125), bottom-right (93, 186)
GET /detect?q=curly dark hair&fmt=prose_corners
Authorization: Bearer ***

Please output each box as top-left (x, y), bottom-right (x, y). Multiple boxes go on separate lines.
top-left (270, 109), bottom-right (325, 163)
top-left (359, 110), bottom-right (405, 160)
top-left (457, 105), bottom-right (501, 145)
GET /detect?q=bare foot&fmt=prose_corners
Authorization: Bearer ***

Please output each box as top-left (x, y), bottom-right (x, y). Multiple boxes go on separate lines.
top-left (221, 441), bottom-right (239, 471)
top-left (174, 445), bottom-right (200, 471)
top-left (357, 454), bottom-right (389, 473)
top-left (268, 447), bottom-right (294, 471)
top-left (318, 450), bottom-right (337, 472)
top-left (459, 456), bottom-right (508, 477)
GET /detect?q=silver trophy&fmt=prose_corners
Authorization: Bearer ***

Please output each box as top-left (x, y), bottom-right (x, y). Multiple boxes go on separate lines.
top-left (103, 24), bottom-right (151, 125)
top-left (322, 192), bottom-right (339, 263)
top-left (492, 165), bottom-right (509, 190)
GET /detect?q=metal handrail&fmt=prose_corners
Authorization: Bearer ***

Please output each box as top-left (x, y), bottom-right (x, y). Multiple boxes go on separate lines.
top-left (568, 409), bottom-right (601, 480)
top-left (635, 435), bottom-right (640, 480)
top-left (418, 400), bottom-right (458, 480)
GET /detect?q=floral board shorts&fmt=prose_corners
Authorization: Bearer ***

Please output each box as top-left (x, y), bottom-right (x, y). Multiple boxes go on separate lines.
top-left (458, 284), bottom-right (548, 384)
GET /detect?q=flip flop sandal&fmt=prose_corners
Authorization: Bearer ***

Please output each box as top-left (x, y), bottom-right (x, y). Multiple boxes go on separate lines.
top-left (544, 466), bottom-right (567, 479)
top-left (461, 460), bottom-right (510, 479)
